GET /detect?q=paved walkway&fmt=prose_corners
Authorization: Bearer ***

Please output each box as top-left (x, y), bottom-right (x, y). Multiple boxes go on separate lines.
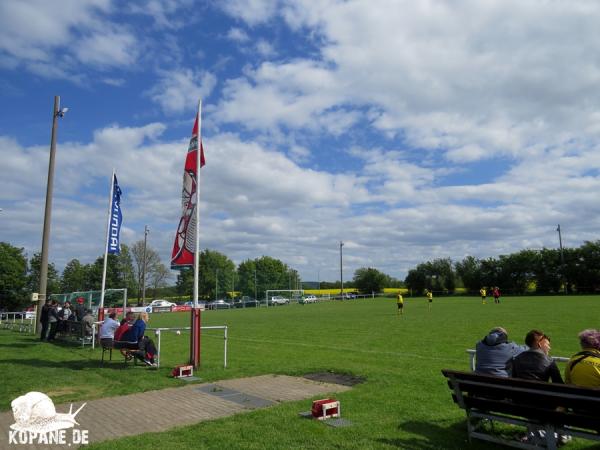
top-left (0, 375), bottom-right (351, 449)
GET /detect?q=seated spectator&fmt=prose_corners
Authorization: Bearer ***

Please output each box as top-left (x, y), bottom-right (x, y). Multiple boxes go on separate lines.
top-left (121, 313), bottom-right (148, 344)
top-left (113, 312), bottom-right (136, 349)
top-left (565, 329), bottom-right (600, 387)
top-left (128, 335), bottom-right (158, 367)
top-left (81, 309), bottom-right (95, 337)
top-left (475, 327), bottom-right (527, 377)
top-left (512, 330), bottom-right (566, 446)
top-left (509, 330), bottom-right (563, 383)
top-left (99, 312), bottom-right (120, 348)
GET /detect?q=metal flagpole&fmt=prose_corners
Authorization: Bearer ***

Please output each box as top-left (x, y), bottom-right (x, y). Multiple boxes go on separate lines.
top-left (194, 100), bottom-right (202, 308)
top-left (99, 170), bottom-right (115, 321)
top-left (190, 100), bottom-right (203, 368)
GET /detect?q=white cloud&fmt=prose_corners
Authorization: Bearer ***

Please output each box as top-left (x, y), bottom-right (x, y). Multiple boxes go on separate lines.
top-left (128, 0), bottom-right (194, 29)
top-left (74, 30), bottom-right (139, 67)
top-left (220, 0), bottom-right (279, 26)
top-left (148, 69), bottom-right (217, 114)
top-left (255, 39), bottom-right (276, 57)
top-left (227, 27), bottom-right (250, 43)
top-left (215, 0), bottom-right (600, 166)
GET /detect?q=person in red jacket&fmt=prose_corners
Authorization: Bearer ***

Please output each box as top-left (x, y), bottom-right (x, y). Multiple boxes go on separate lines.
top-left (113, 312), bottom-right (136, 351)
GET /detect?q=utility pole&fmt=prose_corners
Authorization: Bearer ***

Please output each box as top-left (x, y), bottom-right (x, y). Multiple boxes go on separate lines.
top-left (340, 241), bottom-right (344, 299)
top-left (215, 268), bottom-right (219, 301)
top-left (141, 225), bottom-right (149, 304)
top-left (254, 267), bottom-right (257, 300)
top-left (37, 96), bottom-right (67, 334)
top-left (557, 224), bottom-right (567, 294)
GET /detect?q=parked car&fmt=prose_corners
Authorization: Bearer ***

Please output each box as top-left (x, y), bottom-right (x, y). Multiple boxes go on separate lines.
top-left (207, 299), bottom-right (231, 310)
top-left (183, 301), bottom-right (207, 308)
top-left (234, 297), bottom-right (259, 308)
top-left (269, 295), bottom-right (289, 305)
top-left (300, 295), bottom-right (317, 304)
top-left (149, 299), bottom-right (176, 308)
top-left (344, 293), bottom-right (357, 299)
top-left (245, 299), bottom-right (260, 307)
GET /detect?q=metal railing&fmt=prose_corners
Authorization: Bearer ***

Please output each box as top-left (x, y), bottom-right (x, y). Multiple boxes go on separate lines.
top-left (147, 326), bottom-right (228, 369)
top-left (0, 312), bottom-right (36, 334)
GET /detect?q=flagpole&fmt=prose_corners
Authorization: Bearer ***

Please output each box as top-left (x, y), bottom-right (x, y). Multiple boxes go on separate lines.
top-left (99, 169), bottom-right (115, 321)
top-left (194, 100), bottom-right (202, 307)
top-left (190, 100), bottom-right (202, 369)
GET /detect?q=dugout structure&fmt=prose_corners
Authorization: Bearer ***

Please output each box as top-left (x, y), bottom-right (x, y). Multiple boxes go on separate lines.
top-left (49, 288), bottom-right (128, 317)
top-left (264, 289), bottom-right (304, 306)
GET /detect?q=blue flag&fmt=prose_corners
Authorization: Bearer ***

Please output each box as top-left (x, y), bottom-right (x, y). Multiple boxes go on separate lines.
top-left (108, 174), bottom-right (122, 254)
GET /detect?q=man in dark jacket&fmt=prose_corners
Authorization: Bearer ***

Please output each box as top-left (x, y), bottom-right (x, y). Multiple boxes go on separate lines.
top-left (475, 327), bottom-right (527, 377)
top-left (509, 330), bottom-right (563, 383)
top-left (75, 297), bottom-right (86, 321)
top-left (46, 301), bottom-right (59, 341)
top-left (40, 299), bottom-right (51, 341)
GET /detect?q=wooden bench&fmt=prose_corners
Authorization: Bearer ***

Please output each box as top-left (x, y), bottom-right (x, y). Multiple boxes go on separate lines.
top-left (442, 369), bottom-right (600, 449)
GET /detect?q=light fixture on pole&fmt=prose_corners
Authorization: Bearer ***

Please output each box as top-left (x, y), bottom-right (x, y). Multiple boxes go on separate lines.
top-left (340, 241), bottom-right (344, 298)
top-left (557, 224), bottom-right (567, 294)
top-left (317, 268), bottom-right (320, 290)
top-left (36, 96), bottom-right (68, 335)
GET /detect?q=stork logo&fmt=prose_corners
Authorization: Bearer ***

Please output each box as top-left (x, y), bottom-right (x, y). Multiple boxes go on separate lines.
top-left (8, 392), bottom-right (88, 445)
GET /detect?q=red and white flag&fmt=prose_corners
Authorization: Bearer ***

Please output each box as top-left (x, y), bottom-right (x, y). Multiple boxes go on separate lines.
top-left (171, 111), bottom-right (205, 268)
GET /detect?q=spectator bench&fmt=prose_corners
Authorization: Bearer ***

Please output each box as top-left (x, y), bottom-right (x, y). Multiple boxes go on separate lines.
top-left (442, 369), bottom-right (600, 449)
top-left (56, 321), bottom-right (93, 347)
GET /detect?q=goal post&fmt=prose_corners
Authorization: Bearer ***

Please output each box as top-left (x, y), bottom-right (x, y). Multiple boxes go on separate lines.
top-left (264, 289), bottom-right (304, 306)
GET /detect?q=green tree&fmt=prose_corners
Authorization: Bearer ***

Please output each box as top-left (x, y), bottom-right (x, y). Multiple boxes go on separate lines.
top-left (0, 242), bottom-right (29, 310)
top-left (86, 244), bottom-right (136, 294)
top-left (27, 252), bottom-right (60, 296)
top-left (176, 249), bottom-right (236, 300)
top-left (237, 259), bottom-right (258, 299)
top-left (60, 259), bottom-right (89, 293)
top-left (405, 258), bottom-right (455, 294)
top-left (149, 263), bottom-right (171, 299)
top-left (353, 267), bottom-right (388, 294)
top-left (532, 248), bottom-right (562, 293)
top-left (569, 241), bottom-right (600, 293)
top-left (455, 256), bottom-right (482, 293)
top-left (131, 240), bottom-right (161, 301)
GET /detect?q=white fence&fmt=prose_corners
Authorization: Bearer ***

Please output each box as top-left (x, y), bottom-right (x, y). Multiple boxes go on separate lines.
top-left (0, 312), bottom-right (35, 334)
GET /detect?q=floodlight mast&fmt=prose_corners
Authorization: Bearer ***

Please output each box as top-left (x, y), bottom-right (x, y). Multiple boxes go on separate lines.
top-left (557, 224), bottom-right (567, 294)
top-left (340, 241), bottom-right (344, 298)
top-left (36, 96), bottom-right (66, 335)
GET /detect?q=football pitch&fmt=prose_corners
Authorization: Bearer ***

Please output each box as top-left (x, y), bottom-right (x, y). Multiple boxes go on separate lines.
top-left (1, 295), bottom-right (599, 449)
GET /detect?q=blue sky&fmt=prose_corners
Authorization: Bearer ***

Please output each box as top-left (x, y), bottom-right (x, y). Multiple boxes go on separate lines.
top-left (2, 0), bottom-right (600, 284)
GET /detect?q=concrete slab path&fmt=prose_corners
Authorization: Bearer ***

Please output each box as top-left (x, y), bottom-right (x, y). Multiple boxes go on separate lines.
top-left (0, 375), bottom-right (351, 449)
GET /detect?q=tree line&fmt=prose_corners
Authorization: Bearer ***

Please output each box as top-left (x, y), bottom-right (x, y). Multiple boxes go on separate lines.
top-left (5, 238), bottom-right (596, 311)
top-left (405, 241), bottom-right (600, 295)
top-left (0, 241), bottom-right (170, 311)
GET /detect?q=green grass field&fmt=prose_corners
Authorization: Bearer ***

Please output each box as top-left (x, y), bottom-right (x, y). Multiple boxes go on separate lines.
top-left (1, 295), bottom-right (599, 449)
